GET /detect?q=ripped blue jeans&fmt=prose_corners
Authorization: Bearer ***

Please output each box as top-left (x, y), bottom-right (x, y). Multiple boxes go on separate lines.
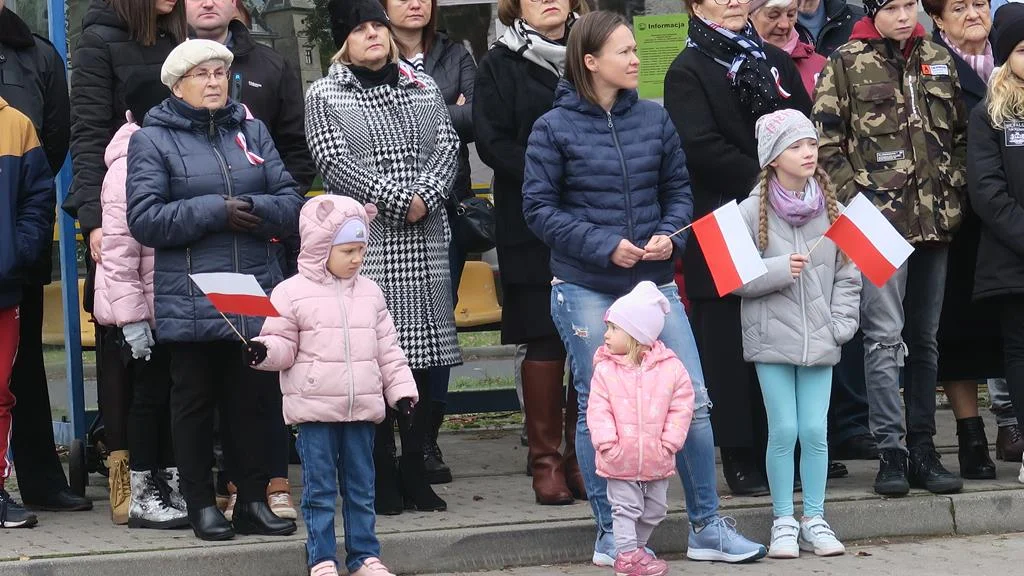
top-left (551, 282), bottom-right (719, 557)
top-left (860, 245), bottom-right (948, 453)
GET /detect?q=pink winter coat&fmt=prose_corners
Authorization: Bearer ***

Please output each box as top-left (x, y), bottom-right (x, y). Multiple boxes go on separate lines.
top-left (253, 195), bottom-right (418, 425)
top-left (587, 341), bottom-right (695, 481)
top-left (93, 115), bottom-right (155, 328)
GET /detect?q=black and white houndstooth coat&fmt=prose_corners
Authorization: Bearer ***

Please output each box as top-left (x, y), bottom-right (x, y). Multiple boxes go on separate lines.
top-left (305, 62), bottom-right (462, 370)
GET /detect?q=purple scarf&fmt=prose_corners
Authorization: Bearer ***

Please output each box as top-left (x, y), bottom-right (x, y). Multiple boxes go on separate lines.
top-left (769, 176), bottom-right (825, 227)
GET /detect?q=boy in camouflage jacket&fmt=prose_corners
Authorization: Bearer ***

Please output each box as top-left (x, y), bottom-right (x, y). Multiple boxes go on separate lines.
top-left (812, 0), bottom-right (967, 498)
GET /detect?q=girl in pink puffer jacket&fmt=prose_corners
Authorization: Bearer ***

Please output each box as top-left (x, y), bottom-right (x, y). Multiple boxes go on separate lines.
top-left (587, 281), bottom-right (695, 576)
top-left (246, 195), bottom-right (417, 576)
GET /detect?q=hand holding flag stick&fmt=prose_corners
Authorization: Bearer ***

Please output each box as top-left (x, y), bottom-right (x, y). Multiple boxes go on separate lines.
top-left (189, 273), bottom-right (280, 344)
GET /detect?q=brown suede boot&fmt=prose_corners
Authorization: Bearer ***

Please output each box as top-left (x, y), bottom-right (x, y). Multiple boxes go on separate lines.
top-left (107, 450), bottom-right (130, 525)
top-left (522, 360), bottom-right (574, 505)
top-left (562, 384), bottom-right (587, 500)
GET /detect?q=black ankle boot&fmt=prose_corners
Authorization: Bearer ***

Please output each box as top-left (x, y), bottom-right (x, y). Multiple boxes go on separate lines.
top-left (721, 447), bottom-right (770, 496)
top-left (232, 501), bottom-right (297, 536)
top-left (400, 453), bottom-right (447, 511)
top-left (957, 417), bottom-right (996, 480)
top-left (424, 402), bottom-right (452, 485)
top-left (188, 505), bottom-right (234, 541)
top-left (908, 447), bottom-right (963, 494)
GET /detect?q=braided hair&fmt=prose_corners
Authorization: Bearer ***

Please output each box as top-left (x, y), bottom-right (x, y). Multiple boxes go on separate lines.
top-left (757, 167), bottom-right (773, 253)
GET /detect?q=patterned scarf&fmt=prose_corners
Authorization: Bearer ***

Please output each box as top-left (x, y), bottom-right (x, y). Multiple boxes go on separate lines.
top-left (497, 14), bottom-right (577, 77)
top-left (941, 32), bottom-right (994, 85)
top-left (769, 175), bottom-right (825, 227)
top-left (687, 16), bottom-right (787, 119)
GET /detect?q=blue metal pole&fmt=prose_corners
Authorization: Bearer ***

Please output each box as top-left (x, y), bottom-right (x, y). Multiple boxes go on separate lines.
top-left (48, 0), bottom-right (87, 442)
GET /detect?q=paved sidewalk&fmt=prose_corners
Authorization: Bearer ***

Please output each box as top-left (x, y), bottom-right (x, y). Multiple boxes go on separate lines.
top-left (3, 412), bottom-right (1023, 576)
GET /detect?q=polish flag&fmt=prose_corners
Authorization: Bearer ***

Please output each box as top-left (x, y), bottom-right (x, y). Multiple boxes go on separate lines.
top-left (825, 193), bottom-right (914, 287)
top-left (189, 273), bottom-right (279, 317)
top-left (692, 200), bottom-right (769, 297)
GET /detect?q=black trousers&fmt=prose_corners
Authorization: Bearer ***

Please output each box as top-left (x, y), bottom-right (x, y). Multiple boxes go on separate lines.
top-left (9, 284), bottom-right (71, 501)
top-left (829, 332), bottom-right (872, 447)
top-left (96, 324), bottom-right (130, 451)
top-left (690, 296), bottom-right (769, 451)
top-left (998, 296), bottom-right (1024, 432)
top-left (376, 369), bottom-right (431, 457)
top-left (167, 341), bottom-right (273, 508)
top-left (128, 343), bottom-right (175, 471)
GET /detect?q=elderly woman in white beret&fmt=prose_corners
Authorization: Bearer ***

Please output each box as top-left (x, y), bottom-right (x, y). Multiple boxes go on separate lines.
top-left (125, 39), bottom-right (304, 542)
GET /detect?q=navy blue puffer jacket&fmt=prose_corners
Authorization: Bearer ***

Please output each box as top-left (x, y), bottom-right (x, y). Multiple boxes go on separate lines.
top-left (126, 97), bottom-right (304, 343)
top-left (522, 80), bottom-right (693, 296)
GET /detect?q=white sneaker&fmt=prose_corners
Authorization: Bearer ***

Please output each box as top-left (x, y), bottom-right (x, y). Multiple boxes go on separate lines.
top-left (799, 516), bottom-right (846, 557)
top-left (768, 516), bottom-right (800, 559)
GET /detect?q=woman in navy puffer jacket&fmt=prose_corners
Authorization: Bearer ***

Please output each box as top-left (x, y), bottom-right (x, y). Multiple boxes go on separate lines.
top-left (523, 11), bottom-right (767, 565)
top-left (126, 40), bottom-right (303, 542)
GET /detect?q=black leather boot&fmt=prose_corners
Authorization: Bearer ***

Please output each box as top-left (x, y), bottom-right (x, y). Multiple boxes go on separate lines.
top-left (188, 505), bottom-right (234, 541)
top-left (232, 501), bottom-right (297, 536)
top-left (721, 447), bottom-right (770, 496)
top-left (374, 413), bottom-right (404, 516)
top-left (996, 424), bottom-right (1024, 462)
top-left (400, 453), bottom-right (447, 511)
top-left (957, 417), bottom-right (996, 480)
top-left (424, 402), bottom-right (452, 485)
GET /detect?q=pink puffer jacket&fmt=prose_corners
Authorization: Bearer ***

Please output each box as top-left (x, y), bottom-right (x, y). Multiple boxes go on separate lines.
top-left (587, 341), bottom-right (695, 482)
top-left (93, 116), bottom-right (154, 328)
top-left (253, 195), bottom-right (418, 425)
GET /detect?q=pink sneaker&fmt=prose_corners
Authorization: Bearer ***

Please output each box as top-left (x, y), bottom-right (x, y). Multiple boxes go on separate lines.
top-left (613, 549), bottom-right (669, 576)
top-left (310, 561), bottom-right (338, 576)
top-left (349, 558), bottom-right (396, 576)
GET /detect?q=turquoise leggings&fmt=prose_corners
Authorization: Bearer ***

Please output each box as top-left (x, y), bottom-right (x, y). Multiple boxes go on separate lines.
top-left (755, 363), bottom-right (833, 519)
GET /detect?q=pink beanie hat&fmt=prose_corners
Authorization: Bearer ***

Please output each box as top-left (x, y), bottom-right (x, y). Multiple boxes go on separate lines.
top-left (604, 281), bottom-right (671, 346)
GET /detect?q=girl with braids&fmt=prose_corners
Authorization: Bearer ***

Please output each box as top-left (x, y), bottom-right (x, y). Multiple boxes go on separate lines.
top-left (733, 109), bottom-right (860, 560)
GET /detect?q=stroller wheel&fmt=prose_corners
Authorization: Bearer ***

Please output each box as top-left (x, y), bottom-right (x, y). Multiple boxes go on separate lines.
top-left (69, 439), bottom-right (88, 497)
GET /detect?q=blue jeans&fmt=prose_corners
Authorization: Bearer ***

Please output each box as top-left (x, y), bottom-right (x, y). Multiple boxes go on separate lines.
top-left (297, 422), bottom-right (380, 573)
top-left (755, 363), bottom-right (832, 519)
top-left (551, 282), bottom-right (719, 556)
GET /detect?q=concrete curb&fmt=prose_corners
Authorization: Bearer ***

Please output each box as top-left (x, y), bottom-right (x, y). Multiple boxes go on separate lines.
top-left (461, 345), bottom-right (516, 359)
top-left (7, 488), bottom-right (1024, 575)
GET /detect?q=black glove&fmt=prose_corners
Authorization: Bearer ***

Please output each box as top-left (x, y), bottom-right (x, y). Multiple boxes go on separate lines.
top-left (225, 197), bottom-right (262, 232)
top-left (245, 341), bottom-right (268, 366)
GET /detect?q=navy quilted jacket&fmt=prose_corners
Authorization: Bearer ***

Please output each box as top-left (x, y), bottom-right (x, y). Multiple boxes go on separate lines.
top-left (522, 80), bottom-right (693, 296)
top-left (126, 97), bottom-right (304, 343)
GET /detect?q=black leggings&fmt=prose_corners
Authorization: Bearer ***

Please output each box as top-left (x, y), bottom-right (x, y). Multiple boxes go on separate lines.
top-left (376, 369), bottom-right (432, 456)
top-left (524, 335), bottom-right (566, 362)
top-left (998, 296), bottom-right (1024, 431)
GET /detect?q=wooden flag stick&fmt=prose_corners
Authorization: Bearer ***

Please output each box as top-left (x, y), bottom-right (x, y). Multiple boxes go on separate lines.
top-left (806, 234), bottom-right (828, 257)
top-left (218, 310), bottom-right (248, 345)
top-left (667, 221), bottom-right (695, 239)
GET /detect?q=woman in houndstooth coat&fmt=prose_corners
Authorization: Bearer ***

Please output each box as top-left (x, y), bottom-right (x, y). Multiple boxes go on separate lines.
top-left (305, 0), bottom-right (461, 515)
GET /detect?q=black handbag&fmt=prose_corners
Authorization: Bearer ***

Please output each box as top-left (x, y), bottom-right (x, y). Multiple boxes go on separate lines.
top-left (455, 196), bottom-right (496, 254)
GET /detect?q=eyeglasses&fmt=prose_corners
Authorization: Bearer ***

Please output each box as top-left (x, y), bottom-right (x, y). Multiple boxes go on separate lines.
top-left (182, 70), bottom-right (229, 82)
top-left (712, 0), bottom-right (753, 5)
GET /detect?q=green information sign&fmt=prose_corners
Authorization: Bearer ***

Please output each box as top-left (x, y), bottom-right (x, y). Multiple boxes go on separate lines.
top-left (633, 13), bottom-right (689, 100)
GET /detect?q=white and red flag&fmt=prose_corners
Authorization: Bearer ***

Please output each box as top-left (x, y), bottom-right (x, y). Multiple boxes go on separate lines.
top-left (824, 193), bottom-right (914, 287)
top-left (189, 272), bottom-right (279, 317)
top-left (692, 200), bottom-right (769, 296)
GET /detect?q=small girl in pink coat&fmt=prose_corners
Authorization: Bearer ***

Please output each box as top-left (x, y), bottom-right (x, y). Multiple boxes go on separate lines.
top-left (246, 195), bottom-right (418, 576)
top-left (587, 281), bottom-right (696, 576)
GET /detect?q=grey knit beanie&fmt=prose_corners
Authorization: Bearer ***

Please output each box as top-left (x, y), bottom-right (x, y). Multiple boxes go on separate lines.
top-left (755, 109), bottom-right (818, 168)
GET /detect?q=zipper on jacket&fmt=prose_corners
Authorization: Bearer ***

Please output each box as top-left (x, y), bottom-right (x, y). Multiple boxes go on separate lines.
top-left (796, 228), bottom-right (810, 365)
top-left (186, 248), bottom-right (193, 296)
top-left (608, 112), bottom-right (637, 285)
top-left (337, 281), bottom-right (356, 420)
top-left (635, 366), bottom-right (644, 479)
top-left (208, 114), bottom-right (246, 338)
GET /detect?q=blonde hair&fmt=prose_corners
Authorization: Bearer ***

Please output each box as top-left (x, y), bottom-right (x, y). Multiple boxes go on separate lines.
top-left (607, 322), bottom-right (650, 366)
top-left (987, 64), bottom-right (1024, 128)
top-left (756, 165), bottom-right (841, 253)
top-left (331, 36), bottom-right (402, 66)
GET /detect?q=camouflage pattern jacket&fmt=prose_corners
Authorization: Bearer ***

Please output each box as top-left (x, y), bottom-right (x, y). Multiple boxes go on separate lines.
top-left (813, 19), bottom-right (967, 245)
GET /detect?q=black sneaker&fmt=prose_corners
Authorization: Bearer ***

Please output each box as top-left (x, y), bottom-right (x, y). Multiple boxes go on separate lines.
top-left (874, 449), bottom-right (910, 496)
top-left (0, 489), bottom-right (38, 528)
top-left (909, 448), bottom-right (963, 494)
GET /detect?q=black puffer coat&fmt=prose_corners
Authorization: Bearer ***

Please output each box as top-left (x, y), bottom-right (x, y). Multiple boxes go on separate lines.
top-left (126, 98), bottom-right (303, 343)
top-left (66, 0), bottom-right (180, 233)
top-left (424, 33), bottom-right (476, 206)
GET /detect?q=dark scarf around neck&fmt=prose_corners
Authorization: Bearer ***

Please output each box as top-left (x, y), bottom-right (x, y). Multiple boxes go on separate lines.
top-left (349, 62), bottom-right (400, 89)
top-left (687, 16), bottom-right (787, 120)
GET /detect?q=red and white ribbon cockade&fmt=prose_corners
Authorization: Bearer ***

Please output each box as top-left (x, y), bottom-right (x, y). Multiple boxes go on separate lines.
top-left (235, 132), bottom-right (265, 166)
top-left (770, 67), bottom-right (792, 100)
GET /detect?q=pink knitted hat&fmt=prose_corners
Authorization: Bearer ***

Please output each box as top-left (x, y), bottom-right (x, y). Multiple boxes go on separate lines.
top-left (604, 281), bottom-right (671, 346)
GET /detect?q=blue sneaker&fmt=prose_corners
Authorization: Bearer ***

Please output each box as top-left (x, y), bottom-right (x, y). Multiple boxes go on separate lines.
top-left (687, 516), bottom-right (767, 563)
